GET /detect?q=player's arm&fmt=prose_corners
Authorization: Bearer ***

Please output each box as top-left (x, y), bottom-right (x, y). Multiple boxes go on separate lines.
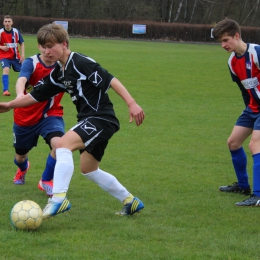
top-left (110, 77), bottom-right (145, 126)
top-left (19, 42), bottom-right (25, 63)
top-left (79, 55), bottom-right (145, 125)
top-left (15, 76), bottom-right (27, 98)
top-left (0, 73), bottom-right (64, 113)
top-left (0, 33), bottom-right (7, 51)
top-left (15, 58), bottom-right (33, 97)
top-left (0, 94), bottom-right (37, 113)
top-left (228, 65), bottom-right (250, 107)
top-left (236, 80), bottom-right (250, 107)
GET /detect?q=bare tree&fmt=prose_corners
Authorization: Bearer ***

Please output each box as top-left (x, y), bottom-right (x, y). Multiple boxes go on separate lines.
top-left (5, 0), bottom-right (17, 14)
top-left (2, 0), bottom-right (260, 26)
top-left (173, 0), bottom-right (184, 22)
top-left (168, 0), bottom-right (174, 22)
top-left (223, 0), bottom-right (235, 17)
top-left (104, 0), bottom-right (141, 21)
top-left (242, 0), bottom-right (260, 25)
top-left (32, 0), bottom-right (52, 17)
top-left (160, 0), bottom-right (168, 22)
top-left (250, 0), bottom-right (260, 25)
top-left (23, 0), bottom-right (30, 16)
top-left (189, 0), bottom-right (197, 23)
top-left (60, 0), bottom-right (67, 18)
top-left (183, 0), bottom-right (188, 22)
top-left (238, 0), bottom-right (248, 24)
top-left (0, 0), bottom-right (3, 15)
top-left (206, 1), bottom-right (216, 23)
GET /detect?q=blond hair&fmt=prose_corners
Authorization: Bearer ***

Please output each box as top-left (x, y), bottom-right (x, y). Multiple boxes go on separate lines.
top-left (3, 15), bottom-right (13, 21)
top-left (37, 23), bottom-right (69, 47)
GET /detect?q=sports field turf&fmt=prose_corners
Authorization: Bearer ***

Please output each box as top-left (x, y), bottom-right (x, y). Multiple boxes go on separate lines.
top-left (0, 35), bottom-right (258, 260)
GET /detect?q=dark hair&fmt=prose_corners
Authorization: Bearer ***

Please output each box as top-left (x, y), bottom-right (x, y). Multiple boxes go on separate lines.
top-left (213, 19), bottom-right (241, 39)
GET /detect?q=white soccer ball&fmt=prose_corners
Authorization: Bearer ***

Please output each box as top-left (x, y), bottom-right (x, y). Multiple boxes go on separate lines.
top-left (10, 200), bottom-right (43, 230)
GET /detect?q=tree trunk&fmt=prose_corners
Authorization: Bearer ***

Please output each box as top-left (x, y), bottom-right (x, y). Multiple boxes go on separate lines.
top-left (60, 0), bottom-right (67, 18)
top-left (243, 0), bottom-right (260, 25)
top-left (238, 0), bottom-right (248, 24)
top-left (23, 0), bottom-right (30, 16)
top-left (189, 0), bottom-right (197, 23)
top-left (183, 0), bottom-right (188, 22)
top-left (0, 0), bottom-right (3, 14)
top-left (250, 0), bottom-right (260, 25)
top-left (207, 2), bottom-right (216, 22)
top-left (173, 0), bottom-right (184, 22)
top-left (168, 0), bottom-right (174, 23)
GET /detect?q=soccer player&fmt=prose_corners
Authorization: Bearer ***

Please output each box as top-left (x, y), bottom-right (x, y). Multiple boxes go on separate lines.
top-left (0, 15), bottom-right (25, 96)
top-left (0, 23), bottom-right (145, 218)
top-left (213, 18), bottom-right (260, 206)
top-left (12, 44), bottom-right (65, 197)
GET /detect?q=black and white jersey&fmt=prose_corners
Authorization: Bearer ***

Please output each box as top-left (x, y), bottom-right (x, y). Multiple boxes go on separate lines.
top-left (30, 52), bottom-right (119, 125)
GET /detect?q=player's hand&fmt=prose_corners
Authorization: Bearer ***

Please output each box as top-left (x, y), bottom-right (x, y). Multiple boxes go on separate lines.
top-left (129, 102), bottom-right (145, 126)
top-left (0, 102), bottom-right (11, 113)
top-left (20, 55), bottom-right (25, 63)
top-left (2, 46), bottom-right (9, 51)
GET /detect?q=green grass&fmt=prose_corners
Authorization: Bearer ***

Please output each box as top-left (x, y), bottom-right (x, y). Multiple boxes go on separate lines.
top-left (0, 36), bottom-right (258, 259)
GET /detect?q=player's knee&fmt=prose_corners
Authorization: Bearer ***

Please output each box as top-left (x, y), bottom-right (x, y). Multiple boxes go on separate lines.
top-left (227, 138), bottom-right (240, 150)
top-left (14, 154), bottom-right (27, 163)
top-left (49, 138), bottom-right (61, 150)
top-left (227, 138), bottom-right (233, 149)
top-left (248, 140), bottom-right (260, 154)
top-left (54, 139), bottom-right (66, 149)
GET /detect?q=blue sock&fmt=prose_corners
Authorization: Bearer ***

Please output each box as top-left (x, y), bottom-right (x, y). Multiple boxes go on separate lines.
top-left (230, 147), bottom-right (249, 189)
top-left (41, 154), bottom-right (56, 181)
top-left (253, 153), bottom-right (260, 196)
top-left (14, 158), bottom-right (28, 171)
top-left (2, 74), bottom-right (9, 91)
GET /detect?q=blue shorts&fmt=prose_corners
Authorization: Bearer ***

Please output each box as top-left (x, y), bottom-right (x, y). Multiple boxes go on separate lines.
top-left (13, 116), bottom-right (65, 150)
top-left (236, 107), bottom-right (260, 130)
top-left (0, 58), bottom-right (21, 72)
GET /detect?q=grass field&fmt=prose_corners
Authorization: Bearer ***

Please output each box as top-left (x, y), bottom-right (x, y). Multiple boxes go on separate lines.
top-left (0, 35), bottom-right (258, 260)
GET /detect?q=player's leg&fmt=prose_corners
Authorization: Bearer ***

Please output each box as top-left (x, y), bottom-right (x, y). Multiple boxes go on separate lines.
top-left (219, 110), bottom-right (253, 194)
top-left (38, 134), bottom-right (63, 196)
top-left (11, 59), bottom-right (22, 73)
top-left (42, 130), bottom-right (84, 219)
top-left (42, 117), bottom-right (143, 218)
top-left (1, 59), bottom-right (11, 95)
top-left (250, 130), bottom-right (260, 201)
top-left (13, 149), bottom-right (30, 185)
top-left (81, 149), bottom-right (131, 202)
top-left (38, 117), bottom-right (65, 196)
top-left (228, 125), bottom-right (251, 188)
top-left (13, 123), bottom-right (37, 185)
top-left (236, 117), bottom-right (260, 206)
top-left (78, 118), bottom-right (143, 216)
top-left (81, 150), bottom-right (144, 216)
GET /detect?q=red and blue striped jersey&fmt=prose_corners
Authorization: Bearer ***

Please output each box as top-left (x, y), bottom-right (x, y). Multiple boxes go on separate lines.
top-left (0, 27), bottom-right (24, 60)
top-left (14, 54), bottom-right (64, 126)
top-left (228, 43), bottom-right (260, 112)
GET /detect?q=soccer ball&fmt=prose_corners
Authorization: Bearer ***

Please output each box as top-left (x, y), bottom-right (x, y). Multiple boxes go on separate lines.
top-left (10, 200), bottom-right (43, 231)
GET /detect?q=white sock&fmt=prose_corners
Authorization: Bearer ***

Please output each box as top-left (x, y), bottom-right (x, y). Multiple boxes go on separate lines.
top-left (83, 168), bottom-right (130, 202)
top-left (52, 148), bottom-right (74, 199)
